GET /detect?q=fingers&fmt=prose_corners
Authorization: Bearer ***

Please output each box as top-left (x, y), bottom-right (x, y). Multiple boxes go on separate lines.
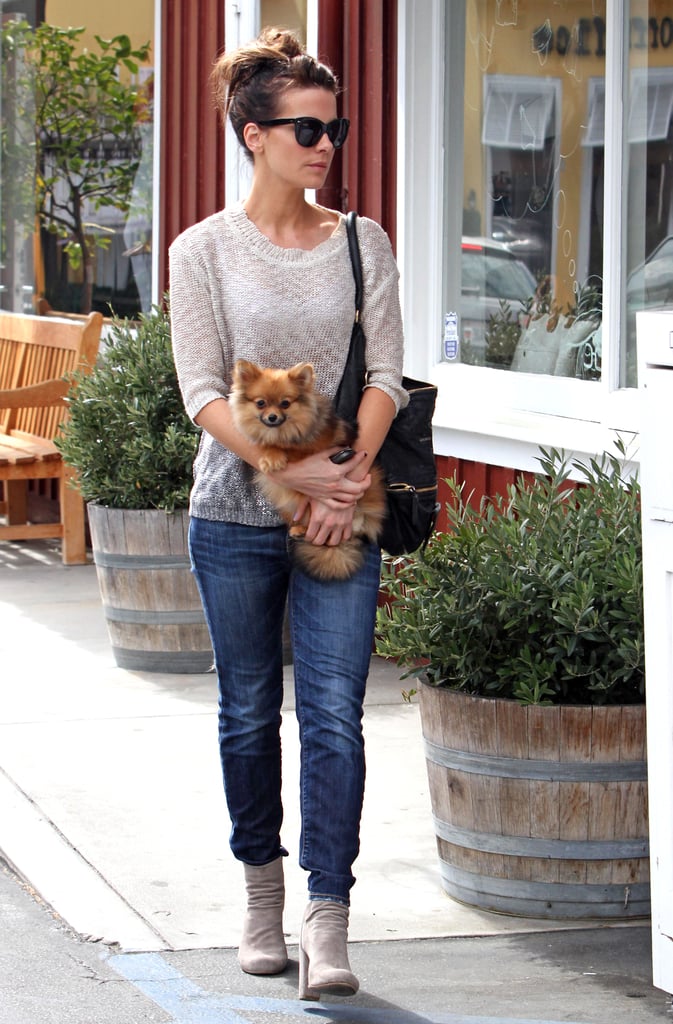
top-left (314, 451), bottom-right (370, 504)
top-left (303, 500), bottom-right (355, 545)
top-left (293, 495), bottom-right (310, 523)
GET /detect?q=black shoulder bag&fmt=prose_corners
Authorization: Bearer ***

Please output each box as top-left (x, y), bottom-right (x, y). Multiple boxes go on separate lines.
top-left (334, 211), bottom-right (440, 556)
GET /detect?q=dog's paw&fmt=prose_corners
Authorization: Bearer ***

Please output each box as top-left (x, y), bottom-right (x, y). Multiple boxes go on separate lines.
top-left (259, 451), bottom-right (287, 473)
top-left (288, 524), bottom-right (307, 539)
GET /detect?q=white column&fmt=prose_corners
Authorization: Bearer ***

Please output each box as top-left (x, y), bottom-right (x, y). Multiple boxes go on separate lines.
top-left (637, 309), bottom-right (673, 997)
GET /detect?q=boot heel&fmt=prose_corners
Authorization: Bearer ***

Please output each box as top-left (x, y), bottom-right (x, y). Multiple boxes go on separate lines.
top-left (297, 900), bottom-right (359, 1000)
top-left (298, 941), bottom-right (320, 1001)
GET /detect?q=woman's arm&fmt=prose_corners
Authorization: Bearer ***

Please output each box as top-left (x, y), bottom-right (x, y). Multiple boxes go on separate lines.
top-left (195, 397), bottom-right (371, 508)
top-left (348, 386), bottom-right (397, 479)
top-left (300, 386), bottom-right (397, 546)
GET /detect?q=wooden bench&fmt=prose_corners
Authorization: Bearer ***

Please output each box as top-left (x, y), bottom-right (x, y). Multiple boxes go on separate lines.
top-left (0, 311), bottom-right (103, 564)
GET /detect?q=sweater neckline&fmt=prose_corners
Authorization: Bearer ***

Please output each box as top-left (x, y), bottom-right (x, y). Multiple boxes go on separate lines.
top-left (229, 202), bottom-right (345, 263)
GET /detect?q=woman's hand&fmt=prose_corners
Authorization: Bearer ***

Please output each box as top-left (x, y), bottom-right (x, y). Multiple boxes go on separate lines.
top-left (301, 497), bottom-right (358, 546)
top-left (268, 449), bottom-right (371, 546)
top-left (268, 448), bottom-right (370, 507)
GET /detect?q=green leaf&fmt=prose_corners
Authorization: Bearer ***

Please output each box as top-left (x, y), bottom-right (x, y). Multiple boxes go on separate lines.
top-left (376, 446), bottom-right (644, 707)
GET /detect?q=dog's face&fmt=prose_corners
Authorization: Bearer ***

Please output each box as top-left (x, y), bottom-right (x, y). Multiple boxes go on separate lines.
top-left (230, 359), bottom-right (318, 444)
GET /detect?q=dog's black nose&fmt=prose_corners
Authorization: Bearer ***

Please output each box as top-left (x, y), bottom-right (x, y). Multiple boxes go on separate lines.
top-left (262, 412), bottom-right (286, 427)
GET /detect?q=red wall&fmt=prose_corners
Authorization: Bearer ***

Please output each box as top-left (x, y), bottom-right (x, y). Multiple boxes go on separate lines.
top-left (317, 0), bottom-right (398, 247)
top-left (159, 0), bottom-right (226, 295)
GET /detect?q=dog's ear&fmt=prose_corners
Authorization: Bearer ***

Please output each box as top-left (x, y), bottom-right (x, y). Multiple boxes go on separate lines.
top-left (233, 359), bottom-right (261, 385)
top-left (288, 362), bottom-right (315, 388)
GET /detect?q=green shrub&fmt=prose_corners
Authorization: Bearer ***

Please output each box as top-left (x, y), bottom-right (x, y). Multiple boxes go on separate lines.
top-left (56, 306), bottom-right (199, 511)
top-left (377, 445), bottom-right (644, 706)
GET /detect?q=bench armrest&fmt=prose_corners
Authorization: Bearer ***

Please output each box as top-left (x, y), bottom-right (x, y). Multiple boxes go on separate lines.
top-left (0, 377), bottom-right (69, 410)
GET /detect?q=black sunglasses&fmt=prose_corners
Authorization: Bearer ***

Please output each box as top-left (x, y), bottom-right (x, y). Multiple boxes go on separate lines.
top-left (256, 116), bottom-right (350, 149)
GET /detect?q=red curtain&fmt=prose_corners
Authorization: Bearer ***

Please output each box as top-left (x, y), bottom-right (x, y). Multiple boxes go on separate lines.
top-left (317, 0), bottom-right (398, 250)
top-left (159, 0), bottom-right (226, 295)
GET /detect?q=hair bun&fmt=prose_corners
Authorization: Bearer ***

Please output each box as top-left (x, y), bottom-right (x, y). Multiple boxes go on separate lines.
top-left (211, 26), bottom-right (338, 142)
top-left (258, 27), bottom-right (305, 61)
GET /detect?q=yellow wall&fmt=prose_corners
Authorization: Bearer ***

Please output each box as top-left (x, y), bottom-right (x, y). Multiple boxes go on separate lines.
top-left (261, 0), bottom-right (307, 39)
top-left (46, 0), bottom-right (154, 60)
top-left (465, 1), bottom-right (609, 305)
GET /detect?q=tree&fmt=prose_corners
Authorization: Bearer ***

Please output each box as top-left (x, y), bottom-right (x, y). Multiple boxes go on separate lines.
top-left (1, 20), bottom-right (151, 313)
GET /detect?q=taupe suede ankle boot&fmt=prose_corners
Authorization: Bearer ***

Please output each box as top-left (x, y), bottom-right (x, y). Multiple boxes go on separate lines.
top-left (237, 858), bottom-right (288, 975)
top-left (298, 899), bottom-right (359, 1000)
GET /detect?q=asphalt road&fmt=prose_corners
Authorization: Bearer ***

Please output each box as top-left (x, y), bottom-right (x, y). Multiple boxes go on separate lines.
top-left (2, 857), bottom-right (670, 1024)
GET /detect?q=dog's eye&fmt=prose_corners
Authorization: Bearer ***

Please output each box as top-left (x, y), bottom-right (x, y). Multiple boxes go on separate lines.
top-left (255, 399), bottom-right (266, 410)
top-left (279, 400), bottom-right (291, 410)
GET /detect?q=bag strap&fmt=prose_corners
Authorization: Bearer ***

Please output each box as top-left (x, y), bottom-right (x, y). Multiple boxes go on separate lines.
top-left (345, 211), bottom-right (363, 321)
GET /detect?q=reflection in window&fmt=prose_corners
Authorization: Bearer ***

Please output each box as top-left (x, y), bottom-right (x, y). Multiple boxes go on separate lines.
top-left (0, 4), bottom-right (154, 318)
top-left (456, 2), bottom-right (605, 379)
top-left (625, 5), bottom-right (673, 388)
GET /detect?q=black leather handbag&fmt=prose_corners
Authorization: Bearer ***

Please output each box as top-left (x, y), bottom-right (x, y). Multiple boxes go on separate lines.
top-left (334, 212), bottom-right (440, 555)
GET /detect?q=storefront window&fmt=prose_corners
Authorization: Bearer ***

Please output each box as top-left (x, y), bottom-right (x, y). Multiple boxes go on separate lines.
top-left (453, 1), bottom-right (605, 380)
top-left (0, 0), bottom-right (154, 317)
top-left (445, 0), bottom-right (673, 390)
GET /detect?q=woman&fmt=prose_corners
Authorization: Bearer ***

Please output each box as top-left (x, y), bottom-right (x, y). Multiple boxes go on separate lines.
top-left (169, 27), bottom-right (406, 1001)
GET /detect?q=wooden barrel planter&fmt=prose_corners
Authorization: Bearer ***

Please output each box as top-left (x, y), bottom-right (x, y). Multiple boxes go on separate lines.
top-left (88, 504), bottom-right (213, 673)
top-left (419, 682), bottom-right (649, 920)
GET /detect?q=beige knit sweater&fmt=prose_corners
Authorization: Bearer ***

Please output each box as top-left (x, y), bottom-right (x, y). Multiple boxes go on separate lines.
top-left (169, 202), bottom-right (407, 526)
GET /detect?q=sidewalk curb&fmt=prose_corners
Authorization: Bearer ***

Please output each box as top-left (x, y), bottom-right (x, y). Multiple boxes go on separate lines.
top-left (0, 767), bottom-right (166, 952)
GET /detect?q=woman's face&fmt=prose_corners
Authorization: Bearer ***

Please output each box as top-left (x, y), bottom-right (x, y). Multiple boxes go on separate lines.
top-left (250, 86), bottom-right (340, 190)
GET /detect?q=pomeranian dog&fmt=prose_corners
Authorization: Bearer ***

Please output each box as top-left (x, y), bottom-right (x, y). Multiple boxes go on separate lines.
top-left (230, 359), bottom-right (386, 580)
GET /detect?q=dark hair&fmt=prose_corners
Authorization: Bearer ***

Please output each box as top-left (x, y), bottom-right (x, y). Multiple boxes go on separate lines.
top-left (211, 27), bottom-right (338, 157)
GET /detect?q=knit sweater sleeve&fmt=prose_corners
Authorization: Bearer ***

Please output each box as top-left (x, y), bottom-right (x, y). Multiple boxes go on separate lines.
top-left (169, 224), bottom-right (233, 422)
top-left (356, 216), bottom-right (408, 411)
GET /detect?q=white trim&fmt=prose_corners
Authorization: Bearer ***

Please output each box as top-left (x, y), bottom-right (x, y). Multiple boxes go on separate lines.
top-left (151, 0), bottom-right (162, 308)
top-left (397, 0), bottom-right (446, 381)
top-left (429, 360), bottom-right (639, 460)
top-left (224, 1), bottom-right (259, 205)
top-left (304, 0), bottom-right (319, 206)
top-left (602, 1), bottom-right (627, 394)
top-left (638, 310), bottom-right (673, 996)
top-left (306, 0), bottom-right (318, 64)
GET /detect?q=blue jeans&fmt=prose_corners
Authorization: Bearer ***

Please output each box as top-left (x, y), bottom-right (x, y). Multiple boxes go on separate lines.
top-left (189, 517), bottom-right (381, 905)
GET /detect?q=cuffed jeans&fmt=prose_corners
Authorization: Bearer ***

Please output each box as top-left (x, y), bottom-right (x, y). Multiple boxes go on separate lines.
top-left (189, 517), bottom-right (381, 905)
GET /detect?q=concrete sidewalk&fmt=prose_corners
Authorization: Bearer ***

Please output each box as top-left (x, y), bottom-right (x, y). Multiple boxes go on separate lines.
top-left (0, 538), bottom-right (667, 1023)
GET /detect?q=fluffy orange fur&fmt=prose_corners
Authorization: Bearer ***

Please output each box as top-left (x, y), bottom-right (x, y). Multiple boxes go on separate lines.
top-left (230, 359), bottom-right (386, 580)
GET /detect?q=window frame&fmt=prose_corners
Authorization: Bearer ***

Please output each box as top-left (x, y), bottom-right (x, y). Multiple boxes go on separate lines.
top-left (150, 0), bottom-right (162, 309)
top-left (397, 0), bottom-right (639, 471)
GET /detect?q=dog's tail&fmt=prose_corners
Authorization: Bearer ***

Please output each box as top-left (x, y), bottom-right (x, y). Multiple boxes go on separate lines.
top-left (288, 466), bottom-right (387, 580)
top-left (290, 537), bottom-right (369, 581)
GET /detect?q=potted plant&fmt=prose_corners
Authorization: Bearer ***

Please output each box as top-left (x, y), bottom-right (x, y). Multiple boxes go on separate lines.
top-left (376, 444), bottom-right (648, 920)
top-left (55, 305), bottom-right (212, 674)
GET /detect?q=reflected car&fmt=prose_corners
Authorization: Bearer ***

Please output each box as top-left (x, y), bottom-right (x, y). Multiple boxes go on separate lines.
top-left (626, 235), bottom-right (673, 311)
top-left (626, 235), bottom-right (673, 387)
top-left (490, 215), bottom-right (548, 278)
top-left (459, 237), bottom-right (538, 365)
